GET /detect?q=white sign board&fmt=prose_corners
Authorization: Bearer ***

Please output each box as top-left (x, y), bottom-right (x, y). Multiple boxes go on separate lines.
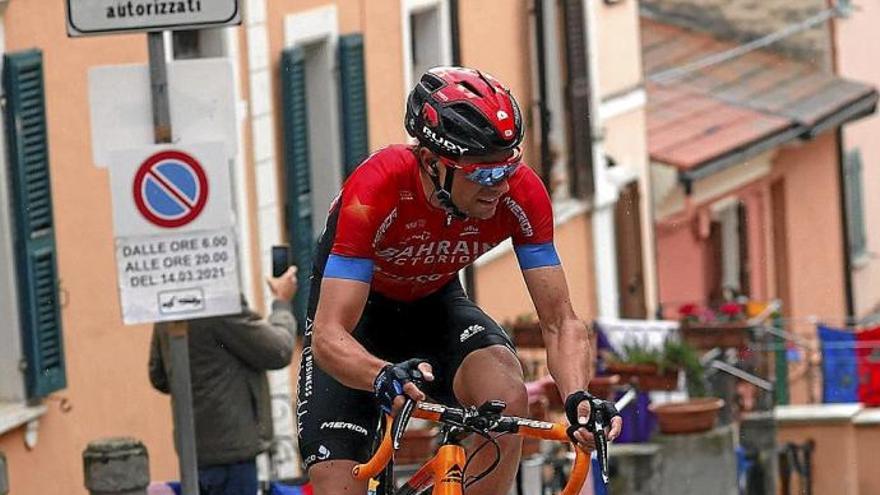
top-left (89, 59), bottom-right (238, 168)
top-left (66, 0), bottom-right (240, 37)
top-left (109, 142), bottom-right (241, 324)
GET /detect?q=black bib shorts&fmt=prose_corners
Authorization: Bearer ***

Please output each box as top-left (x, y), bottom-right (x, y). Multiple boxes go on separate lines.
top-left (295, 278), bottom-right (515, 470)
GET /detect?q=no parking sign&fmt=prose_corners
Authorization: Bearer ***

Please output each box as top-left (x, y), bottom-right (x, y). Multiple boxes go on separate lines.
top-left (132, 150), bottom-right (209, 228)
top-left (109, 142), bottom-right (241, 324)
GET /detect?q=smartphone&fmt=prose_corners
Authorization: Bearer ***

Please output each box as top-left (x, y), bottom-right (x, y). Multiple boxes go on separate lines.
top-left (272, 245), bottom-right (291, 277)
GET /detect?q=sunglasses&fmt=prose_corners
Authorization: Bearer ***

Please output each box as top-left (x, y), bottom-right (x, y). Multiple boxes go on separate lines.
top-left (439, 148), bottom-right (522, 187)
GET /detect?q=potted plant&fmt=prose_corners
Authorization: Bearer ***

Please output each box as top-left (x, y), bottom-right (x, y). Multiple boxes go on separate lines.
top-left (648, 339), bottom-right (725, 435)
top-left (662, 339), bottom-right (708, 398)
top-left (602, 341), bottom-right (679, 392)
top-left (678, 301), bottom-right (754, 350)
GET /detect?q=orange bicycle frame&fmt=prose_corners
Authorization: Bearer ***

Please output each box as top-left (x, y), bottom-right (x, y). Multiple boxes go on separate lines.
top-left (352, 403), bottom-right (591, 495)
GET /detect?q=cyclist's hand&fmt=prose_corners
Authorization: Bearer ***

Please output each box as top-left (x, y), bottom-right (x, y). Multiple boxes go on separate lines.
top-left (373, 359), bottom-right (434, 414)
top-left (564, 391), bottom-right (623, 451)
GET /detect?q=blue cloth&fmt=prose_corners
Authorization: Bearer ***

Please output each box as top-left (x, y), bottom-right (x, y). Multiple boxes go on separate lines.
top-left (514, 242), bottom-right (561, 270)
top-left (324, 254), bottom-right (374, 283)
top-left (268, 481), bottom-right (308, 495)
top-left (591, 454), bottom-right (608, 495)
top-left (198, 460), bottom-right (258, 495)
top-left (614, 390), bottom-right (655, 443)
top-left (818, 325), bottom-right (858, 403)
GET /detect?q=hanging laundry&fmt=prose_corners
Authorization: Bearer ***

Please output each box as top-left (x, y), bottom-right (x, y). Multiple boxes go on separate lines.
top-left (856, 326), bottom-right (880, 406)
top-left (818, 325), bottom-right (858, 403)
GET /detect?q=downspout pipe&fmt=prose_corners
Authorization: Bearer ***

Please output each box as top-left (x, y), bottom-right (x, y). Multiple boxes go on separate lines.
top-left (836, 128), bottom-right (856, 318)
top-left (534, 0), bottom-right (553, 191)
top-left (826, 3), bottom-right (856, 319)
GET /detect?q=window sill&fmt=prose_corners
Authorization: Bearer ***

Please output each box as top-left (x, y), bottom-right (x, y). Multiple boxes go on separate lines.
top-left (0, 402), bottom-right (46, 437)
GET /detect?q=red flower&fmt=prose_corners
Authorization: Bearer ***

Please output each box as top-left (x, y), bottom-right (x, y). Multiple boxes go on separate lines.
top-left (678, 303), bottom-right (698, 317)
top-left (719, 302), bottom-right (742, 317)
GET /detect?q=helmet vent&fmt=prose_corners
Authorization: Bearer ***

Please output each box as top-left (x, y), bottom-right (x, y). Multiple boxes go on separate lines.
top-left (421, 73), bottom-right (445, 92)
top-left (456, 80), bottom-right (483, 97)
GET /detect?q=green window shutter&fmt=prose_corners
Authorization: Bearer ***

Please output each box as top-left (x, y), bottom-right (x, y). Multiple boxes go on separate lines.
top-left (338, 34), bottom-right (369, 179)
top-left (845, 149), bottom-right (867, 259)
top-left (281, 46), bottom-right (313, 331)
top-left (3, 50), bottom-right (66, 398)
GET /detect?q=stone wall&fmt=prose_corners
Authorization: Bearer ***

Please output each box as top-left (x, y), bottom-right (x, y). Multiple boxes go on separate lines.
top-left (640, 0), bottom-right (834, 69)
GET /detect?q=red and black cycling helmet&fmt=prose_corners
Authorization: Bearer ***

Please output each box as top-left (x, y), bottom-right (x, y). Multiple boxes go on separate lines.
top-left (405, 66), bottom-right (525, 161)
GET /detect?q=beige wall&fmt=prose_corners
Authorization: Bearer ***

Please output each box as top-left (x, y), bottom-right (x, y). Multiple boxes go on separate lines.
top-left (778, 420), bottom-right (860, 495)
top-left (594, 0), bottom-right (644, 98)
top-left (772, 135), bottom-right (847, 321)
top-left (834, 3), bottom-right (880, 317)
top-left (772, 135), bottom-right (847, 404)
top-left (855, 423), bottom-right (880, 494)
top-left (0, 1), bottom-right (186, 491)
top-left (476, 212), bottom-right (597, 324)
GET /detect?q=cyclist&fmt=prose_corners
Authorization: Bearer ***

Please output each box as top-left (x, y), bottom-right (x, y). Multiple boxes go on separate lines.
top-left (296, 66), bottom-right (622, 494)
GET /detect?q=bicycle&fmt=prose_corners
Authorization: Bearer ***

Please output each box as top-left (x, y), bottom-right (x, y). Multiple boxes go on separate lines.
top-left (351, 396), bottom-right (613, 494)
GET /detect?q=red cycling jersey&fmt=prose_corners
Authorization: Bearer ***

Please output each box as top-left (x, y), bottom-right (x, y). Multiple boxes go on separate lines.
top-left (324, 145), bottom-right (557, 301)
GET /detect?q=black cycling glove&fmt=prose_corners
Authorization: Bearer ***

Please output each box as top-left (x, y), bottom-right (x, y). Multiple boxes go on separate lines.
top-left (564, 390), bottom-right (621, 444)
top-left (373, 358), bottom-right (427, 414)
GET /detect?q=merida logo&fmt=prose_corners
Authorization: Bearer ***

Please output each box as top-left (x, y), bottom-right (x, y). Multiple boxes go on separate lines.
top-left (442, 464), bottom-right (464, 484)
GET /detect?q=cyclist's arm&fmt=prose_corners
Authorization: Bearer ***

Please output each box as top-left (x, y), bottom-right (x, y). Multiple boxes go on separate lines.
top-left (311, 277), bottom-right (389, 391)
top-left (522, 265), bottom-right (592, 399)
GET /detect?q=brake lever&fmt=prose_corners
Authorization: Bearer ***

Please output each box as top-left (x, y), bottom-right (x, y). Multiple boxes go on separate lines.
top-left (391, 398), bottom-right (417, 451)
top-left (588, 398), bottom-right (610, 484)
top-left (593, 414), bottom-right (608, 484)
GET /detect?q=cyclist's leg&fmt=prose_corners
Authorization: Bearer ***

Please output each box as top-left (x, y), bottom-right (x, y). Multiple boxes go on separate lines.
top-left (432, 281), bottom-right (528, 495)
top-left (454, 346), bottom-right (527, 495)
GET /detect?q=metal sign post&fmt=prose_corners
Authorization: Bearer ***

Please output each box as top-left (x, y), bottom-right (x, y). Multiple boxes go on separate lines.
top-left (148, 31), bottom-right (199, 495)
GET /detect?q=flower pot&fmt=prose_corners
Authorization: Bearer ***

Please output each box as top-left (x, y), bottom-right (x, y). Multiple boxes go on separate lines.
top-left (395, 428), bottom-right (437, 465)
top-left (680, 321), bottom-right (753, 350)
top-left (649, 398), bottom-right (725, 434)
top-left (604, 363), bottom-right (679, 391)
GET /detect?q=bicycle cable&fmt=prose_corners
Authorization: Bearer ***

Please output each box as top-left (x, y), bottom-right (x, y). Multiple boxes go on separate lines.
top-left (462, 431), bottom-right (506, 489)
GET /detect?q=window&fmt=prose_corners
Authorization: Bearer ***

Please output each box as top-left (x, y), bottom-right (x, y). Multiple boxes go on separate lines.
top-left (844, 149), bottom-right (868, 261)
top-left (402, 0), bottom-right (452, 100)
top-left (708, 199), bottom-right (750, 302)
top-left (281, 7), bottom-right (369, 328)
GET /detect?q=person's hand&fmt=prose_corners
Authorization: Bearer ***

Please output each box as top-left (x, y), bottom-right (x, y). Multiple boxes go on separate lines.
top-left (373, 359), bottom-right (435, 414)
top-left (565, 391), bottom-right (623, 452)
top-left (267, 266), bottom-right (297, 301)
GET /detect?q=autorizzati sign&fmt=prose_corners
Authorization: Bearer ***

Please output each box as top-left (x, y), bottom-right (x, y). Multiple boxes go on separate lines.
top-left (66, 0), bottom-right (240, 37)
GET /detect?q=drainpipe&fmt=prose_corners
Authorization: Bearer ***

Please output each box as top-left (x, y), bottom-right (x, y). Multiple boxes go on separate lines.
top-left (836, 129), bottom-right (856, 318)
top-left (826, 1), bottom-right (855, 318)
top-left (534, 0), bottom-right (553, 192)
